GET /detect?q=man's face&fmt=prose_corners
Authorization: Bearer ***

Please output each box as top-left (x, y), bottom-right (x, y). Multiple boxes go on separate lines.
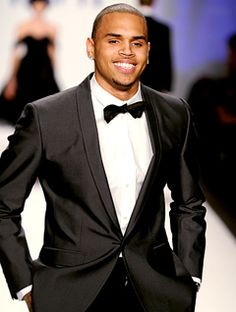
top-left (87, 12), bottom-right (150, 98)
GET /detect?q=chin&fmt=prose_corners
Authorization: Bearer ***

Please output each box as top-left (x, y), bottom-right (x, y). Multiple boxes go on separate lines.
top-left (112, 78), bottom-right (136, 90)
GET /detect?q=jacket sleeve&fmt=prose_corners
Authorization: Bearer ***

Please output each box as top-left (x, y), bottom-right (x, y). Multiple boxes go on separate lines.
top-left (0, 103), bottom-right (42, 298)
top-left (167, 100), bottom-right (206, 279)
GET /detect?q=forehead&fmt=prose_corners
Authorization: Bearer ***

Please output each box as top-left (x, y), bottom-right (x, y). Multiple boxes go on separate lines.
top-left (97, 12), bottom-right (148, 39)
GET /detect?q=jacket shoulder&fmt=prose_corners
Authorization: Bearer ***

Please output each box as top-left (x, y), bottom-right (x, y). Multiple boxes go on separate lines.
top-left (141, 85), bottom-right (193, 142)
top-left (142, 85), bottom-right (189, 114)
top-left (32, 86), bottom-right (78, 114)
top-left (30, 74), bottom-right (91, 119)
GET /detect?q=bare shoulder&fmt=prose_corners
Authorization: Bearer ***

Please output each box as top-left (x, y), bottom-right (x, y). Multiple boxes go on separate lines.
top-left (15, 20), bottom-right (32, 40)
top-left (45, 21), bottom-right (58, 40)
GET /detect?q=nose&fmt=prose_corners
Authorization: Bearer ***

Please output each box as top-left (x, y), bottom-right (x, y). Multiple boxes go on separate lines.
top-left (118, 42), bottom-right (134, 57)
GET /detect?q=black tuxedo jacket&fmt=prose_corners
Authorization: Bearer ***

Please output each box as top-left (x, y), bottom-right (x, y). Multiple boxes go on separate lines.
top-left (0, 74), bottom-right (206, 312)
top-left (141, 16), bottom-right (173, 92)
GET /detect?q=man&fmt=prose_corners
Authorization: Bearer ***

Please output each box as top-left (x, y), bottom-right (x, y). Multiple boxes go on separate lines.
top-left (0, 3), bottom-right (206, 312)
top-left (139, 0), bottom-right (173, 92)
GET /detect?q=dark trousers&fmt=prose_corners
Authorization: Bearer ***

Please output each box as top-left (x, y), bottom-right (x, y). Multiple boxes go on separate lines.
top-left (86, 258), bottom-right (143, 312)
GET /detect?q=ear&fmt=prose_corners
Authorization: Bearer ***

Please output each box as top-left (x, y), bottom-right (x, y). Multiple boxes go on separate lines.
top-left (86, 38), bottom-right (95, 60)
top-left (147, 41), bottom-right (151, 64)
top-left (147, 41), bottom-right (151, 56)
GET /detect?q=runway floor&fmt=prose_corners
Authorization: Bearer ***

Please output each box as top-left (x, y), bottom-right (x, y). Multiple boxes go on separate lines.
top-left (0, 121), bottom-right (236, 312)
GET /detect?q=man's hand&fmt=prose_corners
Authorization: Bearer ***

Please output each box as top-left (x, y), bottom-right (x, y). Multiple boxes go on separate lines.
top-left (23, 292), bottom-right (33, 312)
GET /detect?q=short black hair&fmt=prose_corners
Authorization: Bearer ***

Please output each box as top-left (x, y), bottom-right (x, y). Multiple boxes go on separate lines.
top-left (91, 3), bottom-right (147, 39)
top-left (139, 0), bottom-right (154, 6)
top-left (29, 0), bottom-right (49, 4)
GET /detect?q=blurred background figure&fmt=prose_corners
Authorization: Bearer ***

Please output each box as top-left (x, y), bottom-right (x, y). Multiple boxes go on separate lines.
top-left (188, 32), bottom-right (236, 222)
top-left (138, 0), bottom-right (173, 92)
top-left (214, 33), bottom-right (236, 165)
top-left (0, 0), bottom-right (60, 125)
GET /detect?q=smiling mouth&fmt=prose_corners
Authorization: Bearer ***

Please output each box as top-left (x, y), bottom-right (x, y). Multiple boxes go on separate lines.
top-left (114, 62), bottom-right (136, 71)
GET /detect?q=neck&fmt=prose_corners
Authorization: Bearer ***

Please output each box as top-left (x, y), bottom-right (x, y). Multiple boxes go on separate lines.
top-left (109, 86), bottom-right (139, 101)
top-left (94, 75), bottom-right (140, 101)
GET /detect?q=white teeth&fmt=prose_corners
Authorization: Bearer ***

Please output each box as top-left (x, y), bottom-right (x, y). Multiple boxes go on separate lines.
top-left (115, 62), bottom-right (135, 69)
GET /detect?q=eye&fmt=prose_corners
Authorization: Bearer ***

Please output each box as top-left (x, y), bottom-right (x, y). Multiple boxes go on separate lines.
top-left (132, 41), bottom-right (143, 47)
top-left (108, 39), bottom-right (120, 44)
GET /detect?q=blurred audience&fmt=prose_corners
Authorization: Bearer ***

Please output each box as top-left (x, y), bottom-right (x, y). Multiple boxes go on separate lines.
top-left (0, 0), bottom-right (60, 124)
top-left (188, 32), bottom-right (236, 195)
top-left (138, 0), bottom-right (173, 92)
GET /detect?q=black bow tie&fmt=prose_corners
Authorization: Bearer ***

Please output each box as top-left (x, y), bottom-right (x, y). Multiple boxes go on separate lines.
top-left (104, 101), bottom-right (146, 123)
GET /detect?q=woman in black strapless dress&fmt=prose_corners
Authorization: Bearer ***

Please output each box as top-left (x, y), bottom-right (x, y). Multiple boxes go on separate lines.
top-left (0, 0), bottom-right (60, 124)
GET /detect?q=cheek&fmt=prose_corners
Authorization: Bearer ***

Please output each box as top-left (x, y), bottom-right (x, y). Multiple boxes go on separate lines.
top-left (136, 53), bottom-right (148, 67)
top-left (94, 47), bottom-right (104, 60)
top-left (95, 49), bottom-right (112, 67)
top-left (94, 56), bottom-right (110, 75)
top-left (95, 43), bottom-right (117, 58)
top-left (140, 49), bottom-right (149, 62)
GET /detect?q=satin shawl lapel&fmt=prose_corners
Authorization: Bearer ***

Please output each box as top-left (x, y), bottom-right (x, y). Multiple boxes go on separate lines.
top-left (124, 85), bottom-right (163, 238)
top-left (76, 76), bottom-right (120, 229)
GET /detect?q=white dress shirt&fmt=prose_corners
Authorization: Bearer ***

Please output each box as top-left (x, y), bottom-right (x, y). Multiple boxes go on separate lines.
top-left (91, 75), bottom-right (153, 234)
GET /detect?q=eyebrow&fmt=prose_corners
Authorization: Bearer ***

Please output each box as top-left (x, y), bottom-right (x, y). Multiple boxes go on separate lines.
top-left (105, 33), bottom-right (147, 41)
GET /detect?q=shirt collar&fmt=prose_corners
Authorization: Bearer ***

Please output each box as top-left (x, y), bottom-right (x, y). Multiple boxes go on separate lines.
top-left (90, 74), bottom-right (143, 109)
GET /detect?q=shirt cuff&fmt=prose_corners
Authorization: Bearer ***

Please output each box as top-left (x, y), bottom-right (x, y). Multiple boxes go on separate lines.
top-left (192, 276), bottom-right (201, 291)
top-left (192, 276), bottom-right (201, 284)
top-left (16, 285), bottom-right (32, 300)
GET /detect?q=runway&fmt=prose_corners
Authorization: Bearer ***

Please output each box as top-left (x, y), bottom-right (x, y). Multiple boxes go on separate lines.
top-left (0, 121), bottom-right (236, 311)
